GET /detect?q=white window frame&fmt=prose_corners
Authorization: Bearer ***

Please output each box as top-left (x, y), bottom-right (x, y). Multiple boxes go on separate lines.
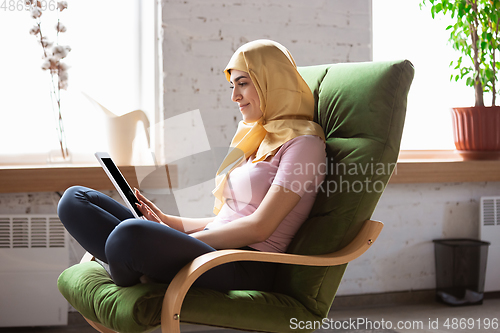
top-left (373, 0), bottom-right (479, 151)
top-left (0, 0), bottom-right (163, 166)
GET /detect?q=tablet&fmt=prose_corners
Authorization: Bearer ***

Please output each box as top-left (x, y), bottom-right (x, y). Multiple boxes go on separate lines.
top-left (95, 152), bottom-right (144, 219)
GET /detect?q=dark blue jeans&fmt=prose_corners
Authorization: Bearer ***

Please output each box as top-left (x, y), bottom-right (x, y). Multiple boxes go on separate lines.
top-left (57, 186), bottom-right (276, 291)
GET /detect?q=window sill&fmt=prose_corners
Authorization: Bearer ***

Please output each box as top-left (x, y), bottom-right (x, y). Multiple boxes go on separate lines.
top-left (391, 150), bottom-right (500, 184)
top-left (1, 151), bottom-right (499, 193)
top-left (0, 164), bottom-right (178, 194)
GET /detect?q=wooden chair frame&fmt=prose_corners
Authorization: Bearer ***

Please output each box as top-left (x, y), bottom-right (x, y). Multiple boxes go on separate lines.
top-left (80, 219), bottom-right (383, 333)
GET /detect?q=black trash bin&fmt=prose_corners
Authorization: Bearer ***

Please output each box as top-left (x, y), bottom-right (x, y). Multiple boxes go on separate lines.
top-left (433, 238), bottom-right (490, 306)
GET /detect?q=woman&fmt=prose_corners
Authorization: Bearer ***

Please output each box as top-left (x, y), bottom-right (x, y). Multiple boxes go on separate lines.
top-left (58, 39), bottom-right (326, 292)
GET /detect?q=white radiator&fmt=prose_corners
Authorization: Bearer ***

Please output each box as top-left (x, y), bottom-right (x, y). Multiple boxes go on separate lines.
top-left (480, 197), bottom-right (500, 292)
top-left (0, 214), bottom-right (68, 327)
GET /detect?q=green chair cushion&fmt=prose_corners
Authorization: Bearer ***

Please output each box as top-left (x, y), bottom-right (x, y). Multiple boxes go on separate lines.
top-left (58, 261), bottom-right (323, 333)
top-left (58, 261), bottom-right (165, 333)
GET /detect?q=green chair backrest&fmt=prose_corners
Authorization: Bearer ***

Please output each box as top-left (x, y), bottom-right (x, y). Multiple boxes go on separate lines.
top-left (274, 60), bottom-right (414, 317)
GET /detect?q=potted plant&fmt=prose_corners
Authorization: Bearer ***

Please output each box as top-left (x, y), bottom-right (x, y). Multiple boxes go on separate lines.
top-left (421, 0), bottom-right (500, 159)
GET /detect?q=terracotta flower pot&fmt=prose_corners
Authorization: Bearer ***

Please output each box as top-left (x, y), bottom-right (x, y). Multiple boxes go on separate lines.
top-left (450, 106), bottom-right (500, 160)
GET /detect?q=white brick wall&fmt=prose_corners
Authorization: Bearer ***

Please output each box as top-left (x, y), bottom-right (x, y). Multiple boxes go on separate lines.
top-left (161, 0), bottom-right (373, 218)
top-left (161, 0), bottom-right (372, 144)
top-left (339, 181), bottom-right (500, 296)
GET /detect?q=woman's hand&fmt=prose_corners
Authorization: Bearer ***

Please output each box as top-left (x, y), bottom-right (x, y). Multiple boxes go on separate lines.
top-left (134, 188), bottom-right (168, 226)
top-left (134, 188), bottom-right (215, 233)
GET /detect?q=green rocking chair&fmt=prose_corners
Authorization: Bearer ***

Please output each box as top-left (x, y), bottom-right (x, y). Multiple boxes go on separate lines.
top-left (57, 59), bottom-right (414, 333)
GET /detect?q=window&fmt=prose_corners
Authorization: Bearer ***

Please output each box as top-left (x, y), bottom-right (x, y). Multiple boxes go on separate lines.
top-left (0, 0), bottom-right (159, 164)
top-left (373, 0), bottom-right (481, 150)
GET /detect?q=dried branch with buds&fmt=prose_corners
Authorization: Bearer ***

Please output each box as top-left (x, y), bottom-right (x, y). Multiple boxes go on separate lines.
top-left (27, 0), bottom-right (71, 159)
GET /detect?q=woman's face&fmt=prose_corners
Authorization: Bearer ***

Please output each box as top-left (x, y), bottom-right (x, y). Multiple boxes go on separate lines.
top-left (229, 70), bottom-right (262, 123)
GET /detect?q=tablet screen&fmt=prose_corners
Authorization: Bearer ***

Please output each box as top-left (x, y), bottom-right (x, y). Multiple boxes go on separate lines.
top-left (101, 157), bottom-right (143, 218)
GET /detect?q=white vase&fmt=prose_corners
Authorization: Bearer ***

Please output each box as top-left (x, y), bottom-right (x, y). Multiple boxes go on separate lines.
top-left (84, 94), bottom-right (150, 165)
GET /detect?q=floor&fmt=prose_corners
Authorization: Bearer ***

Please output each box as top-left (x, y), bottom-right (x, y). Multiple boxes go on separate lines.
top-left (1, 298), bottom-right (499, 333)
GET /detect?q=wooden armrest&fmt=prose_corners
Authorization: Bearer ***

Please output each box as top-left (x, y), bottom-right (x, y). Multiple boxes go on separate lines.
top-left (161, 219), bottom-right (383, 333)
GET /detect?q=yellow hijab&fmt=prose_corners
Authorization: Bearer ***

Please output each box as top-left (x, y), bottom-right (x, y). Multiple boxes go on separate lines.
top-left (212, 39), bottom-right (325, 214)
